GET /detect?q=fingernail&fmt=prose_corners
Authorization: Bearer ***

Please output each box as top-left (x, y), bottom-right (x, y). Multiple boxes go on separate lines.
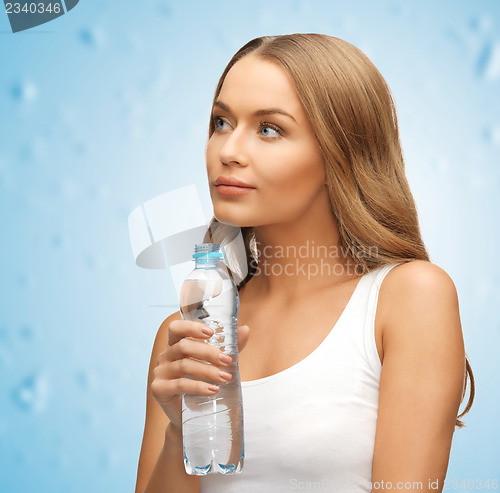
top-left (208, 384), bottom-right (219, 393)
top-left (220, 353), bottom-right (232, 364)
top-left (202, 327), bottom-right (214, 336)
top-left (220, 371), bottom-right (232, 381)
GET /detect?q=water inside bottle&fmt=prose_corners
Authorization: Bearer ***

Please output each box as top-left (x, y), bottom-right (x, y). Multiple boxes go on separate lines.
top-left (180, 277), bottom-right (244, 475)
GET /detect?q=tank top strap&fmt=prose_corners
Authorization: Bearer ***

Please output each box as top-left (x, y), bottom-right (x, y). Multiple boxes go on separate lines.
top-left (356, 262), bottom-right (406, 374)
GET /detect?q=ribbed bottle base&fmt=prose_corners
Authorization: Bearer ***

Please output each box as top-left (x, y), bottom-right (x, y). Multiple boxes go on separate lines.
top-left (183, 454), bottom-right (244, 476)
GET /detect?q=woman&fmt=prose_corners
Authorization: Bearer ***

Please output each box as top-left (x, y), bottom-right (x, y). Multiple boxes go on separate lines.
top-left (135, 34), bottom-right (474, 493)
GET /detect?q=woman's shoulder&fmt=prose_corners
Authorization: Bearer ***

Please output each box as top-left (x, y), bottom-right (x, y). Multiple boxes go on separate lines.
top-left (381, 259), bottom-right (457, 297)
top-left (378, 259), bottom-right (461, 344)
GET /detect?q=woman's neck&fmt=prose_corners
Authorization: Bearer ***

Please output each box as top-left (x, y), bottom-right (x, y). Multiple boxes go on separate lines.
top-left (248, 213), bottom-right (358, 299)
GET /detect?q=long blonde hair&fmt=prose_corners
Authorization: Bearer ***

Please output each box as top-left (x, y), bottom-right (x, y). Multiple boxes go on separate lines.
top-left (206, 33), bottom-right (474, 428)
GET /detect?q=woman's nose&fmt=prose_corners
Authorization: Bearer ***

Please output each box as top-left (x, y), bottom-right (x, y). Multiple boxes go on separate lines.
top-left (219, 128), bottom-right (250, 167)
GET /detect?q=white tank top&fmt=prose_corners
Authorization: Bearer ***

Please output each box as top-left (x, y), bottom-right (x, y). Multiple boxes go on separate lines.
top-left (201, 263), bottom-right (402, 493)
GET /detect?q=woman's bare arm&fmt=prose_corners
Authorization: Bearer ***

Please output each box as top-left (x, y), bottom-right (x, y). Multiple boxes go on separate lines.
top-left (135, 312), bottom-right (200, 493)
top-left (135, 310), bottom-right (250, 493)
top-left (372, 261), bottom-right (465, 492)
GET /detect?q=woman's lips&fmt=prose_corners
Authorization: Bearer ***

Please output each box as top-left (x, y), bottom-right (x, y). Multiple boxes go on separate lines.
top-left (214, 176), bottom-right (256, 197)
top-left (215, 184), bottom-right (255, 197)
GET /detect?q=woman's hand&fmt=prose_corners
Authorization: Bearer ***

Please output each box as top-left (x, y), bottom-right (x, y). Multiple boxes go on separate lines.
top-left (150, 320), bottom-right (250, 431)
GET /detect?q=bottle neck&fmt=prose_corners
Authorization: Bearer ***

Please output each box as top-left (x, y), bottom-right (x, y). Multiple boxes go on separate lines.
top-left (194, 258), bottom-right (221, 270)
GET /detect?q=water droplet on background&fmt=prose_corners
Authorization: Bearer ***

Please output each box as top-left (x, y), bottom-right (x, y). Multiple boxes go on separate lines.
top-left (0, 156), bottom-right (7, 185)
top-left (0, 346), bottom-right (11, 368)
top-left (78, 27), bottom-right (105, 47)
top-left (18, 325), bottom-right (34, 340)
top-left (98, 447), bottom-right (122, 471)
top-left (77, 409), bottom-right (92, 428)
top-left (0, 326), bottom-right (9, 368)
top-left (87, 184), bottom-right (110, 201)
top-left (51, 234), bottom-right (63, 249)
top-left (0, 326), bottom-right (8, 342)
top-left (48, 450), bottom-right (72, 471)
top-left (157, 1), bottom-right (172, 17)
top-left (75, 369), bottom-right (100, 391)
top-left (75, 370), bottom-right (89, 390)
top-left (0, 420), bottom-right (8, 437)
top-left (469, 15), bottom-right (493, 33)
top-left (388, 1), bottom-right (402, 16)
top-left (10, 80), bottom-right (38, 103)
top-left (445, 27), bottom-right (464, 50)
top-left (484, 126), bottom-right (500, 145)
top-left (18, 135), bottom-right (48, 162)
top-left (11, 372), bottom-right (49, 413)
top-left (83, 253), bottom-right (96, 270)
top-left (17, 272), bottom-right (35, 290)
top-left (73, 140), bottom-right (87, 155)
top-left (477, 41), bottom-right (500, 80)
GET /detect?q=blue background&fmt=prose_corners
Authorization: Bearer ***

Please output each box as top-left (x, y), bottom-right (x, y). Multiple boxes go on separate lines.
top-left (1, 1), bottom-right (499, 491)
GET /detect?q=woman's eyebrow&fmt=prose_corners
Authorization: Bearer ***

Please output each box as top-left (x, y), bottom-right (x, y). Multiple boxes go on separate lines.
top-left (213, 100), bottom-right (297, 122)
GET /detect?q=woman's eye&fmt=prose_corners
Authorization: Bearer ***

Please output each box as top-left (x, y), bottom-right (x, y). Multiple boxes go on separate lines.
top-left (260, 124), bottom-right (281, 139)
top-left (214, 116), bottom-right (230, 131)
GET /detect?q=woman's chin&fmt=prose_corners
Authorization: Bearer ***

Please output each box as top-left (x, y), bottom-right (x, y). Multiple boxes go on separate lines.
top-left (213, 215), bottom-right (241, 227)
top-left (213, 213), bottom-right (249, 228)
top-left (212, 207), bottom-right (254, 228)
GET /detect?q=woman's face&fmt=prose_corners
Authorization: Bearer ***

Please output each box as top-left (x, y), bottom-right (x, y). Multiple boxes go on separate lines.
top-left (206, 55), bottom-right (327, 229)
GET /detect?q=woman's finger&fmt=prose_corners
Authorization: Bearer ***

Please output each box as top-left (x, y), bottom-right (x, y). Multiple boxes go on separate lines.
top-left (155, 357), bottom-right (232, 384)
top-left (168, 337), bottom-right (233, 367)
top-left (151, 376), bottom-right (221, 399)
top-left (167, 319), bottom-right (213, 345)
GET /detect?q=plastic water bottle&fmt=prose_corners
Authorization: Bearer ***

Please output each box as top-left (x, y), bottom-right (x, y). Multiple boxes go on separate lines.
top-left (179, 243), bottom-right (244, 475)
